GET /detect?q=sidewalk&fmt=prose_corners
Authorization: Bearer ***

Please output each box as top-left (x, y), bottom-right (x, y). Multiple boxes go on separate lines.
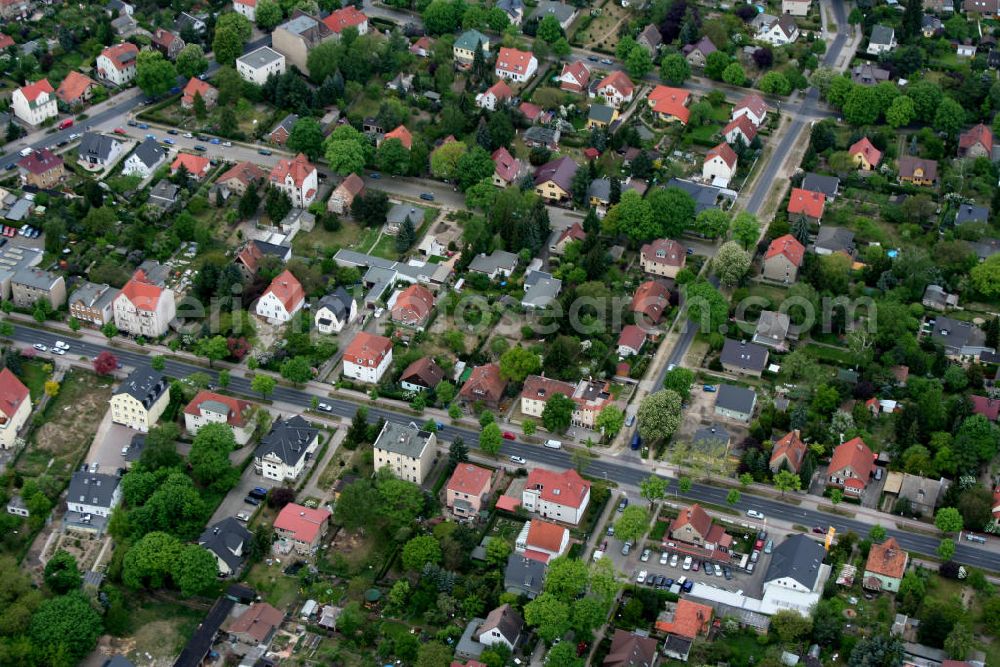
top-left (6, 87), bottom-right (143, 152)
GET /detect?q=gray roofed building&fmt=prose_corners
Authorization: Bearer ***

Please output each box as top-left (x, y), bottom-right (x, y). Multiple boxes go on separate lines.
top-left (972, 237), bottom-right (1000, 260)
top-left (317, 287), bottom-right (353, 322)
top-left (522, 126), bottom-right (560, 150)
top-left (496, 0), bottom-right (524, 21)
top-left (869, 24), bottom-right (896, 51)
top-left (455, 29), bottom-right (489, 52)
top-left (386, 204), bottom-right (423, 234)
top-left (720, 338), bottom-right (769, 375)
top-left (199, 517), bottom-right (253, 577)
top-left (174, 11), bottom-right (206, 33)
top-left (753, 311), bottom-right (791, 350)
top-left (715, 384), bottom-right (757, 422)
top-left (269, 113), bottom-right (299, 142)
top-left (148, 180), bottom-right (180, 211)
top-left (955, 203), bottom-right (989, 226)
top-left (67, 471), bottom-right (121, 511)
top-left (800, 173), bottom-right (839, 198)
top-left (373, 420), bottom-right (433, 459)
top-left (469, 249), bottom-right (519, 279)
top-left (456, 618), bottom-right (487, 660)
top-left (529, 0), bottom-right (578, 28)
top-left (4, 199), bottom-right (31, 222)
top-left (504, 554), bottom-right (546, 598)
top-left (476, 604), bottom-right (524, 647)
top-left (124, 433), bottom-right (145, 467)
top-left (662, 634), bottom-right (693, 662)
top-left (666, 178), bottom-right (727, 214)
top-left (693, 422), bottom-right (731, 447)
top-left (333, 249), bottom-right (451, 306)
top-left (922, 284), bottom-right (958, 311)
top-left (69, 282), bottom-right (116, 317)
top-left (931, 316), bottom-right (995, 357)
top-left (78, 132), bottom-right (123, 166)
top-left (638, 24), bottom-right (662, 51)
top-left (588, 103), bottom-right (615, 126)
top-left (111, 14), bottom-right (138, 35)
top-left (814, 226), bottom-right (855, 255)
top-left (765, 534), bottom-right (827, 591)
top-left (255, 415), bottom-right (319, 470)
top-left (521, 273), bottom-right (562, 309)
top-left (114, 366), bottom-right (168, 408)
top-left (851, 62), bottom-right (891, 85)
top-left (238, 45), bottom-right (285, 69)
top-left (128, 137), bottom-right (166, 171)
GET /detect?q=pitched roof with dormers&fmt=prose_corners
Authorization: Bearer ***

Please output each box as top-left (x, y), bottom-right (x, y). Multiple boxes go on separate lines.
top-left (492, 146), bottom-right (522, 184)
top-left (631, 280), bottom-right (670, 322)
top-left (184, 390), bottom-right (254, 427)
top-left (448, 463), bottom-right (493, 497)
top-left (641, 238), bottom-right (685, 268)
top-left (100, 42), bottom-right (138, 72)
top-left (496, 47), bottom-right (534, 76)
top-left (524, 468), bottom-right (590, 508)
top-left (959, 123), bottom-right (993, 153)
top-left (219, 161), bottom-right (266, 187)
top-left (56, 71), bottom-right (97, 104)
top-left (770, 429), bottom-right (807, 472)
top-left (322, 5), bottom-right (368, 32)
top-left (343, 331), bottom-right (392, 368)
top-left (0, 367), bottom-right (29, 420)
top-left (459, 362), bottom-right (507, 404)
top-left (18, 79), bottom-right (54, 104)
top-left (830, 436), bottom-right (874, 480)
top-left (598, 70), bottom-right (635, 98)
top-left (734, 93), bottom-right (767, 123)
top-left (270, 153), bottom-right (316, 187)
top-left (560, 60), bottom-right (590, 87)
top-left (117, 269), bottom-right (164, 311)
top-left (647, 85), bottom-right (691, 123)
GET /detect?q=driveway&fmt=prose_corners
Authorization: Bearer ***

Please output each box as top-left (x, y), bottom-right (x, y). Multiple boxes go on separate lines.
top-left (83, 412), bottom-right (136, 473)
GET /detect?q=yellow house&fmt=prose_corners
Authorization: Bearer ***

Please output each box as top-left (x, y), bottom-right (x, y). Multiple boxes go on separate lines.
top-left (454, 29), bottom-right (489, 66)
top-left (898, 156), bottom-right (937, 187)
top-left (110, 367), bottom-right (170, 432)
top-left (532, 156), bottom-right (578, 203)
top-left (849, 138), bottom-right (882, 171)
top-left (586, 103), bottom-right (617, 130)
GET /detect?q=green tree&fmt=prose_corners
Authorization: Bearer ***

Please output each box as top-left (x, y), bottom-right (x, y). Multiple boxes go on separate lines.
top-left (842, 85), bottom-right (880, 125)
top-left (213, 12), bottom-right (251, 65)
top-left (722, 62), bottom-right (745, 86)
top-left (123, 531), bottom-right (183, 589)
top-left (324, 131), bottom-right (371, 175)
top-left (150, 355), bottom-right (166, 371)
top-left (770, 610), bottom-right (813, 643)
top-left (871, 524), bottom-right (888, 543)
top-left (480, 422), bottom-right (503, 456)
top-left (135, 50), bottom-right (177, 98)
top-left (416, 641), bottom-right (454, 667)
top-left (935, 507), bottom-right (963, 534)
top-left (430, 140), bottom-right (467, 180)
top-left (402, 535), bottom-right (442, 571)
top-left (376, 138), bottom-right (411, 176)
top-left (759, 71), bottom-right (791, 95)
top-left (279, 356), bottom-right (312, 385)
top-left (524, 592), bottom-right (571, 642)
top-left (637, 390), bottom-right (682, 442)
top-left (684, 281), bottom-right (729, 334)
top-left (173, 545), bottom-right (218, 597)
top-left (773, 469), bottom-right (801, 496)
top-left (640, 475), bottom-right (667, 503)
top-left (713, 240), bottom-right (751, 287)
top-left (727, 488), bottom-right (741, 505)
top-left (614, 504), bottom-right (650, 543)
top-left (660, 53), bottom-right (690, 85)
top-left (731, 212), bottom-right (761, 247)
top-left (537, 15), bottom-right (562, 42)
top-left (251, 373), bottom-right (276, 399)
top-left (176, 44), bottom-right (208, 79)
top-left (679, 476), bottom-right (692, 493)
top-left (542, 393), bottom-right (575, 434)
top-left (255, 0), bottom-right (283, 29)
top-left (29, 593), bottom-right (103, 665)
top-left (545, 556), bottom-right (589, 602)
top-left (287, 117), bottom-right (326, 161)
top-left (456, 146), bottom-right (497, 191)
top-left (485, 536), bottom-right (512, 566)
top-left (194, 335), bottom-right (228, 368)
top-left (626, 45), bottom-right (653, 79)
top-left (971, 255), bottom-right (1000, 298)
top-left (546, 641), bottom-right (583, 667)
top-left (694, 208), bottom-right (730, 239)
top-left (933, 97), bottom-right (965, 139)
top-left (43, 549), bottom-right (82, 594)
top-left (648, 187), bottom-right (695, 238)
top-left (188, 422), bottom-right (238, 490)
top-left (704, 51), bottom-right (730, 80)
top-left (595, 405), bottom-right (624, 436)
top-left (499, 346), bottom-right (542, 382)
top-left (603, 190), bottom-right (656, 241)
top-left (944, 622), bottom-right (973, 660)
top-left (885, 95), bottom-right (915, 128)
top-left (938, 537), bottom-right (956, 560)
top-left (663, 367), bottom-right (694, 401)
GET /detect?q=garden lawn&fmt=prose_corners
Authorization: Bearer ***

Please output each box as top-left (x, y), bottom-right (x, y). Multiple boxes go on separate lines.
top-left (800, 343), bottom-right (855, 366)
top-left (244, 560), bottom-right (302, 609)
top-left (18, 359), bottom-right (49, 400)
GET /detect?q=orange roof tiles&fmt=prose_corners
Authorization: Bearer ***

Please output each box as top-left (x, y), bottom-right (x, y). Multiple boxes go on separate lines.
top-left (184, 390), bottom-right (254, 427)
top-left (865, 537), bottom-right (908, 579)
top-left (171, 153), bottom-right (210, 177)
top-left (764, 234), bottom-right (805, 267)
top-left (521, 375), bottom-right (574, 403)
top-left (270, 153), bottom-right (316, 188)
top-left (647, 85), bottom-right (691, 123)
top-left (706, 142), bottom-right (737, 169)
top-left (19, 79), bottom-right (53, 103)
top-left (391, 283), bottom-right (435, 325)
top-left (849, 137), bottom-right (882, 167)
top-left (447, 463), bottom-right (493, 496)
top-left (770, 429), bottom-right (806, 473)
top-left (274, 503), bottom-right (331, 544)
top-left (343, 331), bottom-right (392, 368)
top-left (118, 269), bottom-right (164, 312)
top-left (496, 47), bottom-right (535, 75)
top-left (959, 123), bottom-right (993, 152)
top-left (262, 269), bottom-right (305, 314)
top-left (655, 599), bottom-right (713, 638)
top-left (631, 280), bottom-right (670, 323)
top-left (182, 77), bottom-right (216, 105)
top-left (597, 70), bottom-right (635, 97)
top-left (787, 188), bottom-right (825, 219)
top-left (524, 468), bottom-right (590, 509)
top-left (100, 42), bottom-right (138, 71)
top-left (219, 161), bottom-right (266, 187)
top-left (384, 125), bottom-right (413, 150)
top-left (322, 5), bottom-right (368, 32)
top-left (723, 114), bottom-right (758, 143)
top-left (525, 519), bottom-right (567, 552)
top-left (0, 34), bottom-right (14, 49)
top-left (56, 72), bottom-right (96, 104)
top-left (0, 367), bottom-right (29, 420)
top-left (459, 362), bottom-right (507, 404)
top-left (830, 436), bottom-right (874, 481)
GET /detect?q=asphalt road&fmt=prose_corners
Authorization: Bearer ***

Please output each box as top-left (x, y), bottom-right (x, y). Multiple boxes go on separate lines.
top-left (11, 322), bottom-right (999, 571)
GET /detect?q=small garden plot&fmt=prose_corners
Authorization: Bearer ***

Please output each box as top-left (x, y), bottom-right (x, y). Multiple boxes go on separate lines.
top-left (575, 2), bottom-right (632, 52)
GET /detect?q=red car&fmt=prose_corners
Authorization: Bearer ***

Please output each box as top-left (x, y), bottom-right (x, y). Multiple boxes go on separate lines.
top-left (754, 539), bottom-right (764, 550)
top-left (502, 431), bottom-right (516, 440)
top-left (113, 127), bottom-right (127, 135)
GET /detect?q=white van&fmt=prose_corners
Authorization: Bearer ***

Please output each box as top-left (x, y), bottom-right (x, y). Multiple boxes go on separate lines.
top-left (18, 147), bottom-right (32, 157)
top-left (544, 439), bottom-right (562, 449)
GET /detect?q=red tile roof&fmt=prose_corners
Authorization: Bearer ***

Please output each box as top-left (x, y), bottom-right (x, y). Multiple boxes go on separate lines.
top-left (556, 222), bottom-right (586, 246)
top-left (524, 468), bottom-right (590, 509)
top-left (830, 437), bottom-right (874, 480)
top-left (151, 28), bottom-right (178, 48)
top-left (100, 42), bottom-right (138, 71)
top-left (459, 362), bottom-right (507, 404)
top-left (0, 34), bottom-right (14, 49)
top-left (770, 429), bottom-right (806, 472)
top-left (723, 114), bottom-right (758, 144)
top-left (227, 603), bottom-right (283, 643)
top-left (496, 47), bottom-right (534, 76)
top-left (343, 331), bottom-right (392, 368)
top-left (525, 519), bottom-right (567, 552)
top-left (171, 153), bottom-right (210, 177)
top-left (764, 234), bottom-right (805, 267)
top-left (262, 269), bottom-right (305, 314)
top-left (971, 395), bottom-right (1000, 420)
top-left (787, 188), bottom-right (825, 219)
top-left (492, 146), bottom-right (522, 184)
top-left (322, 6), bottom-right (368, 32)
top-left (274, 503), bottom-right (331, 544)
top-left (617, 324), bottom-right (646, 352)
top-left (118, 269), bottom-right (164, 312)
top-left (0, 367), bottom-right (29, 420)
top-left (384, 124), bottom-right (413, 150)
top-left (400, 357), bottom-right (444, 388)
top-left (336, 172), bottom-right (366, 197)
top-left (410, 36), bottom-right (432, 54)
top-left (56, 71), bottom-right (96, 104)
top-left (734, 93), bottom-right (767, 123)
top-left (448, 463), bottom-right (493, 496)
top-left (647, 85), bottom-right (690, 123)
top-left (219, 161), bottom-right (266, 187)
top-left (655, 599), bottom-right (713, 638)
top-left (182, 77), bottom-right (216, 105)
top-left (597, 70), bottom-right (635, 98)
top-left (670, 503), bottom-right (712, 538)
top-left (519, 102), bottom-right (542, 121)
top-left (641, 239), bottom-right (685, 268)
top-left (706, 142), bottom-right (737, 169)
top-left (17, 148), bottom-right (62, 175)
top-left (521, 375), bottom-right (575, 403)
top-left (184, 390), bottom-right (253, 427)
top-left (484, 80), bottom-right (513, 102)
top-left (391, 283), bottom-right (435, 325)
top-left (631, 280), bottom-right (670, 323)
top-left (959, 123), bottom-right (993, 152)
top-left (865, 537), bottom-right (908, 579)
top-left (19, 79), bottom-right (53, 103)
top-left (560, 61), bottom-right (590, 88)
top-left (849, 137), bottom-right (882, 167)
top-left (270, 153), bottom-right (316, 187)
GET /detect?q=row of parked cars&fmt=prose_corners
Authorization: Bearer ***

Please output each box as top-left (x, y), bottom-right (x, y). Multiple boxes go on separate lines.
top-left (636, 571), bottom-right (695, 593)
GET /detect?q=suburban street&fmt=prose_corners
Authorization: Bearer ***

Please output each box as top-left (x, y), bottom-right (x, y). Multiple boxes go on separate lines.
top-left (9, 321), bottom-right (1000, 571)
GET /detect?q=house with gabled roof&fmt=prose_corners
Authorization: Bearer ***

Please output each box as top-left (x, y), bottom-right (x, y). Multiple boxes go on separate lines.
top-left (17, 148), bottom-right (64, 189)
top-left (151, 27), bottom-right (184, 59)
top-left (533, 156), bottom-right (578, 202)
top-left (55, 71), bottom-right (98, 108)
top-left (199, 518), bottom-right (251, 577)
top-left (670, 503), bottom-right (733, 550)
top-left (647, 85), bottom-right (691, 124)
top-left (218, 161), bottom-right (266, 197)
top-left (492, 147), bottom-right (527, 187)
top-left (322, 5), bottom-right (369, 34)
top-left (254, 415), bottom-right (319, 482)
top-left (703, 142), bottom-right (738, 185)
top-left (770, 429), bottom-right (807, 473)
top-left (529, 0), bottom-right (577, 27)
top-left (757, 13), bottom-right (799, 45)
top-left (762, 234), bottom-right (805, 283)
top-left (448, 463), bottom-right (493, 516)
top-left (65, 471), bottom-right (122, 533)
top-left (849, 137), bottom-right (882, 170)
top-left (182, 77), bottom-right (217, 109)
top-left (113, 269), bottom-right (175, 338)
top-left (184, 391), bottom-right (256, 445)
top-left (110, 366), bottom-right (170, 432)
top-left (328, 172), bottom-right (365, 214)
top-left (959, 123), bottom-right (993, 158)
top-left (171, 153), bottom-right (210, 179)
top-left (632, 280), bottom-right (670, 324)
top-left (733, 93), bottom-right (768, 126)
top-left (640, 239), bottom-right (685, 279)
top-left (558, 61), bottom-right (590, 93)
top-left (314, 287), bottom-right (356, 334)
top-left (753, 310), bottom-right (791, 350)
top-left (851, 62), bottom-right (891, 85)
top-left (550, 222), bottom-right (586, 255)
top-left (96, 42), bottom-right (138, 86)
top-left (122, 137), bottom-right (165, 179)
top-left (459, 362), bottom-right (507, 409)
top-left (863, 538), bottom-right (908, 592)
top-left (516, 519), bottom-right (569, 562)
top-left (496, 47), bottom-right (538, 82)
top-left (867, 24), bottom-right (896, 55)
top-left (256, 269), bottom-right (305, 324)
top-left (593, 70), bottom-right (635, 108)
top-left (720, 338), bottom-right (769, 376)
top-left (522, 467), bottom-right (591, 524)
top-left (78, 132), bottom-right (125, 172)
top-left (715, 384), bottom-right (757, 422)
top-left (683, 36), bottom-right (717, 68)
top-left (454, 29), bottom-right (489, 66)
top-left (383, 124), bottom-right (413, 150)
top-left (637, 24), bottom-right (662, 52)
top-left (828, 437), bottom-right (875, 497)
top-left (898, 156), bottom-right (938, 186)
top-left (724, 114), bottom-right (758, 146)
top-left (787, 188), bottom-right (825, 223)
top-left (274, 502), bottom-right (331, 553)
top-left (604, 629), bottom-right (659, 667)
top-left (401, 357), bottom-right (445, 392)
top-left (0, 367), bottom-right (30, 450)
top-left (343, 331), bottom-right (393, 384)
top-left (617, 325), bottom-right (646, 357)
top-left (270, 153), bottom-right (318, 207)
top-left (477, 80), bottom-right (513, 111)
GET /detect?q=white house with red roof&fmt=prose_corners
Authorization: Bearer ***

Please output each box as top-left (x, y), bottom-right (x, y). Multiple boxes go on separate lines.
top-left (723, 115), bottom-right (758, 146)
top-left (828, 437), bottom-right (875, 497)
top-left (617, 324), bottom-right (646, 357)
top-left (522, 468), bottom-right (591, 524)
top-left (96, 42), bottom-right (139, 86)
top-left (477, 80), bottom-right (513, 111)
top-left (640, 239), bottom-right (685, 279)
top-left (0, 367), bottom-right (30, 449)
top-left (343, 331), bottom-right (393, 384)
top-left (113, 269), bottom-right (176, 337)
top-left (515, 519), bottom-right (569, 563)
top-left (256, 269), bottom-right (305, 324)
top-left (322, 6), bottom-right (369, 34)
top-left (593, 71), bottom-right (635, 108)
top-left (491, 147), bottom-right (526, 187)
top-left (274, 503), bottom-right (332, 554)
top-left (558, 61), bottom-right (590, 93)
top-left (171, 153), bottom-right (211, 179)
top-left (549, 222), bottom-right (586, 255)
top-left (234, 0), bottom-right (256, 21)
top-left (495, 47), bottom-right (538, 83)
top-left (181, 77), bottom-right (217, 109)
top-left (270, 153), bottom-right (318, 208)
top-left (732, 93), bottom-right (768, 126)
top-left (703, 142), bottom-right (738, 186)
top-left (447, 463), bottom-right (494, 516)
top-left (647, 85), bottom-right (691, 124)
top-left (12, 79), bottom-right (57, 126)
top-left (184, 391), bottom-right (256, 445)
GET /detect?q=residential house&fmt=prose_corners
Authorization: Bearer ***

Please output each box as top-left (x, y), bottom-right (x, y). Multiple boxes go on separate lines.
top-left (720, 338), bottom-right (769, 376)
top-left (65, 471), bottom-right (121, 533)
top-left (640, 239), bottom-right (685, 279)
top-left (16, 148), bottom-right (64, 189)
top-left (400, 357), bottom-right (445, 392)
top-left (898, 156), bottom-right (938, 186)
top-left (322, 6), bottom-right (369, 35)
top-left (533, 156), bottom-right (578, 202)
top-left (272, 13), bottom-right (332, 76)
top-left (703, 142), bottom-right (738, 185)
top-left (0, 0), bottom-right (30, 19)
top-left (409, 35), bottom-right (433, 57)
top-left (171, 153), bottom-right (210, 180)
top-left (233, 0), bottom-right (256, 21)
top-left (273, 503), bottom-right (331, 554)
top-left (520, 375), bottom-right (574, 419)
top-left (491, 147), bottom-right (526, 187)
top-left (764, 533), bottom-right (827, 594)
top-left (11, 267), bottom-right (66, 309)
top-left (515, 519), bottom-right (569, 563)
top-left (657, 600), bottom-right (712, 661)
top-left (270, 153), bottom-right (318, 208)
top-left (78, 132), bottom-right (125, 172)
top-left (522, 467), bottom-right (591, 524)
top-left (254, 416), bottom-right (319, 481)
top-left (225, 603), bottom-right (283, 651)
top-left (55, 72), bottom-right (98, 108)
top-left (69, 281), bottom-right (117, 327)
top-left (558, 61), bottom-right (590, 92)
top-left (447, 463), bottom-right (493, 517)
top-left (268, 114), bottom-right (298, 145)
top-left (884, 473), bottom-right (945, 519)
top-left (112, 268), bottom-right (174, 337)
top-left (850, 137), bottom-right (882, 170)
top-left (522, 126), bottom-right (560, 150)
top-left (328, 173), bottom-right (365, 214)
top-left (921, 284), bottom-right (958, 311)
top-left (504, 554), bottom-right (546, 598)
top-left (782, 0), bottom-right (811, 15)
top-left (151, 28), bottom-right (184, 59)
top-left (147, 181), bottom-right (180, 213)
top-left (647, 85), bottom-right (691, 124)
top-left (683, 36), bottom-right (717, 67)
top-left (756, 14), bottom-right (799, 45)
top-left (110, 366), bottom-right (169, 432)
top-left (971, 395), bottom-right (1000, 421)
top-left (121, 138), bottom-right (166, 179)
top-left (922, 14), bottom-right (943, 37)
top-left (955, 203), bottom-right (989, 226)
top-left (851, 62), bottom-right (891, 85)
top-left (714, 384), bottom-right (757, 422)
top-left (669, 503), bottom-right (733, 551)
top-left (496, 0), bottom-right (524, 24)
top-left (237, 46), bottom-right (286, 85)
top-left (234, 239), bottom-right (290, 279)
top-left (314, 287), bottom-right (356, 334)
top-left (521, 271), bottom-right (562, 309)
top-left (965, 0), bottom-right (1000, 15)
top-left (184, 391), bottom-right (256, 446)
top-left (632, 280), bottom-right (670, 324)
top-left (383, 124), bottom-right (413, 149)
top-left (723, 115), bottom-right (758, 146)
top-left (828, 437), bottom-right (875, 497)
top-left (864, 538), bottom-right (908, 592)
top-left (604, 630), bottom-right (659, 667)
top-left (753, 310), bottom-right (791, 350)
top-left (530, 0), bottom-right (578, 29)
top-left (549, 222), bottom-right (586, 254)
top-left (638, 24), bottom-right (662, 51)
top-left (454, 29), bottom-right (489, 67)
top-left (587, 103), bottom-right (617, 129)
top-left (0, 368), bottom-right (30, 449)
top-left (199, 518), bottom-right (252, 577)
top-left (959, 123), bottom-right (993, 158)
top-left (392, 284), bottom-right (435, 329)
top-left (217, 161), bottom-right (266, 197)
top-left (594, 71), bottom-right (635, 108)
top-left (96, 43), bottom-right (138, 86)
top-left (181, 77), bottom-right (217, 109)
top-left (787, 188), bottom-right (826, 223)
top-left (459, 362), bottom-right (507, 409)
top-left (343, 331), bottom-right (393, 384)
top-left (477, 80), bottom-right (513, 111)
top-left (110, 14), bottom-right (138, 36)
top-left (867, 24), bottom-right (896, 55)
top-left (814, 226), bottom-right (855, 256)
top-left (384, 204), bottom-right (421, 235)
top-left (770, 429), bottom-right (807, 473)
top-left (256, 269), bottom-right (305, 324)
top-left (733, 93), bottom-right (768, 126)
top-left (931, 316), bottom-right (995, 358)
top-left (763, 234), bottom-right (805, 283)
top-left (373, 420), bottom-right (436, 484)
top-left (174, 11), bottom-right (206, 35)
top-left (617, 325), bottom-right (646, 357)
top-left (476, 605), bottom-right (524, 651)
top-left (495, 47), bottom-right (538, 83)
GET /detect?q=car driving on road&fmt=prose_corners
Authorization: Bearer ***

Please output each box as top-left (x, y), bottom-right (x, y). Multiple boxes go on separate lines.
top-left (509, 455), bottom-right (526, 465)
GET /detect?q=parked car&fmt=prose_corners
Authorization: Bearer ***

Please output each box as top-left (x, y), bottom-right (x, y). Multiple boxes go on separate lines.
top-left (723, 566), bottom-right (733, 580)
top-left (703, 562), bottom-right (714, 576)
top-left (703, 385), bottom-right (717, 392)
top-left (243, 496), bottom-right (260, 505)
top-left (236, 511), bottom-right (250, 522)
top-left (32, 343), bottom-right (48, 352)
top-left (750, 550), bottom-right (760, 563)
top-left (664, 577), bottom-right (674, 589)
top-left (640, 548), bottom-right (651, 562)
top-left (209, 138), bottom-right (221, 145)
top-left (606, 524), bottom-right (615, 537)
top-left (419, 192), bottom-right (435, 201)
top-left (370, 172), bottom-right (381, 179)
top-left (746, 561), bottom-right (755, 573)
top-left (113, 127), bottom-right (127, 135)
top-left (636, 570), bottom-right (646, 584)
top-left (317, 402), bottom-right (332, 412)
top-left (509, 455), bottom-right (526, 465)
top-left (621, 542), bottom-right (631, 556)
top-left (127, 120), bottom-right (138, 127)
top-left (625, 414), bottom-right (635, 427)
top-left (746, 509), bottom-right (764, 520)
top-left (51, 347), bottom-right (65, 355)
top-left (162, 138), bottom-right (175, 145)
top-left (670, 553), bottom-right (679, 568)
top-left (681, 580), bottom-right (694, 593)
top-left (754, 539), bottom-right (764, 550)
top-left (682, 556), bottom-right (692, 570)
top-left (617, 497), bottom-right (628, 512)
top-left (183, 132), bottom-right (193, 138)
top-left (764, 539), bottom-right (774, 554)
top-left (691, 559), bottom-right (699, 572)
top-left (659, 552), bottom-right (668, 565)
top-left (258, 148), bottom-right (272, 156)
top-left (502, 431), bottom-right (516, 440)
top-left (167, 129), bottom-right (179, 135)
top-left (193, 145), bottom-right (207, 152)
top-left (137, 123), bottom-right (149, 130)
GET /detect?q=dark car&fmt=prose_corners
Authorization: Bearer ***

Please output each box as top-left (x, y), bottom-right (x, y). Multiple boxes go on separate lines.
top-left (812, 525), bottom-right (826, 534)
top-left (167, 129), bottom-right (179, 135)
top-left (196, 134), bottom-right (209, 141)
top-left (249, 487), bottom-right (268, 499)
top-left (370, 172), bottom-right (381, 179)
top-left (664, 577), bottom-right (675, 588)
top-left (193, 145), bottom-right (207, 151)
top-left (258, 148), bottom-right (272, 156)
top-left (127, 120), bottom-right (138, 127)
top-left (419, 192), bottom-right (435, 201)
top-left (244, 496), bottom-right (260, 505)
top-left (137, 123), bottom-right (149, 130)
top-left (681, 580), bottom-right (694, 593)
top-left (722, 566), bottom-right (733, 580)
